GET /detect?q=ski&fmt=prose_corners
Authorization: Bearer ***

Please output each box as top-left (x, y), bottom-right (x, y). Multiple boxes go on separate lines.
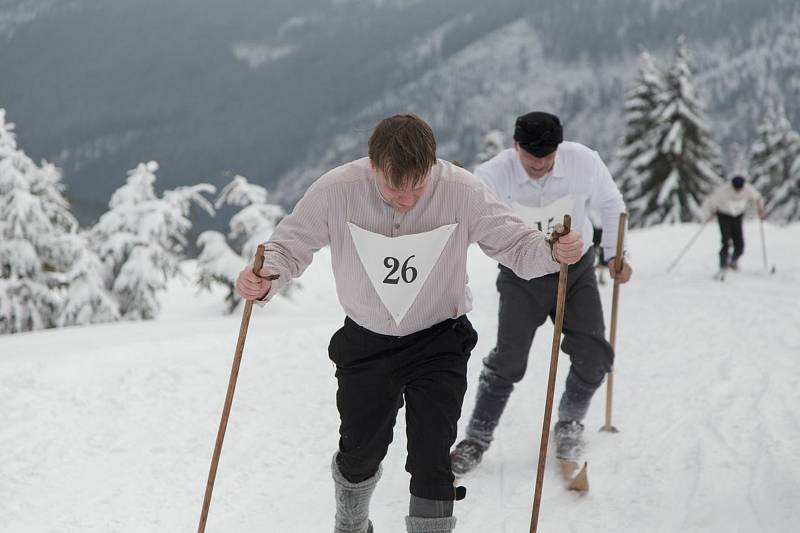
top-left (713, 269), bottom-right (726, 281)
top-left (558, 459), bottom-right (589, 492)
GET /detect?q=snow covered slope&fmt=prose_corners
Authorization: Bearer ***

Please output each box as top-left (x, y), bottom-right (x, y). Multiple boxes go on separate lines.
top-left (1, 221), bottom-right (798, 532)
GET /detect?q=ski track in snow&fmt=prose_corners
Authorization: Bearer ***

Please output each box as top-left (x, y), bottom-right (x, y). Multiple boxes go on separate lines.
top-left (1, 222), bottom-right (798, 532)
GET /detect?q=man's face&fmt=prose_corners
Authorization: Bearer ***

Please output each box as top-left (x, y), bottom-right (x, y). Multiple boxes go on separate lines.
top-left (374, 167), bottom-right (428, 213)
top-left (515, 142), bottom-right (557, 179)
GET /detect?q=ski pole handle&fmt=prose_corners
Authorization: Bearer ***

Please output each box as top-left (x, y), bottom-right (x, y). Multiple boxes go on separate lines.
top-left (252, 245), bottom-right (266, 274)
top-left (547, 215), bottom-right (572, 247)
top-left (560, 214), bottom-right (572, 242)
top-left (252, 246), bottom-right (281, 282)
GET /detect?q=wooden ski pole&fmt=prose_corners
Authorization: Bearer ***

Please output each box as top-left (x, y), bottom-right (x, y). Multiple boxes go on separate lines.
top-left (198, 245), bottom-right (266, 533)
top-left (530, 215), bottom-right (571, 533)
top-left (666, 221), bottom-right (708, 273)
top-left (601, 213), bottom-right (627, 433)
top-left (759, 217), bottom-right (769, 272)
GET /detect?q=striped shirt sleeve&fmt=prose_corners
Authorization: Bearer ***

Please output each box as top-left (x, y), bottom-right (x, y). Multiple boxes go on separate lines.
top-left (259, 180), bottom-right (331, 302)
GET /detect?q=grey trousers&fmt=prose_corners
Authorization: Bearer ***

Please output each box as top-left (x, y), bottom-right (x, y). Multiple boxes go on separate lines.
top-left (465, 249), bottom-right (614, 448)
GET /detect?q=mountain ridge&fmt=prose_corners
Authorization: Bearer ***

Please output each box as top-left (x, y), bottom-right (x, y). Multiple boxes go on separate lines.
top-left (0, 0), bottom-right (797, 220)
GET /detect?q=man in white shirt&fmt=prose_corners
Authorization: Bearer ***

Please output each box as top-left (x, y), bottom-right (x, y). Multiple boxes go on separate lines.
top-left (235, 114), bottom-right (583, 533)
top-left (451, 111), bottom-right (633, 474)
top-left (702, 175), bottom-right (765, 273)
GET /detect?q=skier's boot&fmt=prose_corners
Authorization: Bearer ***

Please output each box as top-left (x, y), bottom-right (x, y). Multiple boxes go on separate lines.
top-left (554, 369), bottom-right (595, 461)
top-left (553, 420), bottom-right (585, 461)
top-left (451, 368), bottom-right (513, 476)
top-left (449, 439), bottom-right (486, 476)
top-left (332, 453), bottom-right (381, 533)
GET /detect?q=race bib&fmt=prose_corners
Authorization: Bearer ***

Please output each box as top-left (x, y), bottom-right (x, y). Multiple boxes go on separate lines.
top-left (348, 222), bottom-right (458, 325)
top-left (510, 194), bottom-right (576, 235)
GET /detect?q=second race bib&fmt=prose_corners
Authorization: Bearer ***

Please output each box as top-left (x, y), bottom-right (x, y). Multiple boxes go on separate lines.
top-left (510, 194), bottom-right (576, 235)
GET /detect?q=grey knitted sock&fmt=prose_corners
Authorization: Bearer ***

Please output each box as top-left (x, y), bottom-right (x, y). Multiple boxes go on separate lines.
top-left (331, 453), bottom-right (381, 533)
top-left (404, 515), bottom-right (457, 532)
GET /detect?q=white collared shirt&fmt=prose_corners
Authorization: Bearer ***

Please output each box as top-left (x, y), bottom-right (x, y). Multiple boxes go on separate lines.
top-left (702, 182), bottom-right (762, 218)
top-left (474, 142), bottom-right (627, 260)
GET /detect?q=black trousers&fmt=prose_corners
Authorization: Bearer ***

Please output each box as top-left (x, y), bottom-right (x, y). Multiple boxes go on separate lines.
top-left (328, 315), bottom-right (478, 501)
top-left (717, 213), bottom-right (744, 268)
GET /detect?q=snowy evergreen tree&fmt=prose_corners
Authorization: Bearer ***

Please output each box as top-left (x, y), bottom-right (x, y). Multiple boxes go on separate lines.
top-left (627, 36), bottom-right (724, 227)
top-left (0, 109), bottom-right (80, 333)
top-left (0, 109), bottom-right (17, 157)
top-left (748, 102), bottom-right (800, 223)
top-left (765, 152), bottom-right (800, 223)
top-left (196, 174), bottom-right (284, 313)
top-left (611, 51), bottom-right (666, 203)
top-left (47, 233), bottom-right (120, 327)
top-left (477, 130), bottom-right (505, 163)
top-left (91, 161), bottom-right (215, 320)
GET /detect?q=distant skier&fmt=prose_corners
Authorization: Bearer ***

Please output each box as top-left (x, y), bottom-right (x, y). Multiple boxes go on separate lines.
top-left (702, 175), bottom-right (765, 274)
top-left (450, 111), bottom-right (632, 475)
top-left (235, 114), bottom-right (583, 532)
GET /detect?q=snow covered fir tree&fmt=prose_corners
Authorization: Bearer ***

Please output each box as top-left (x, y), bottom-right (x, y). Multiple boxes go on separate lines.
top-left (748, 102), bottom-right (800, 223)
top-left (0, 109), bottom-right (68, 333)
top-left (90, 161), bottom-right (215, 320)
top-left (611, 51), bottom-right (666, 204)
top-left (47, 232), bottom-right (120, 328)
top-left (622, 36), bottom-right (724, 228)
top-left (0, 109), bottom-right (117, 334)
top-left (196, 174), bottom-right (284, 313)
